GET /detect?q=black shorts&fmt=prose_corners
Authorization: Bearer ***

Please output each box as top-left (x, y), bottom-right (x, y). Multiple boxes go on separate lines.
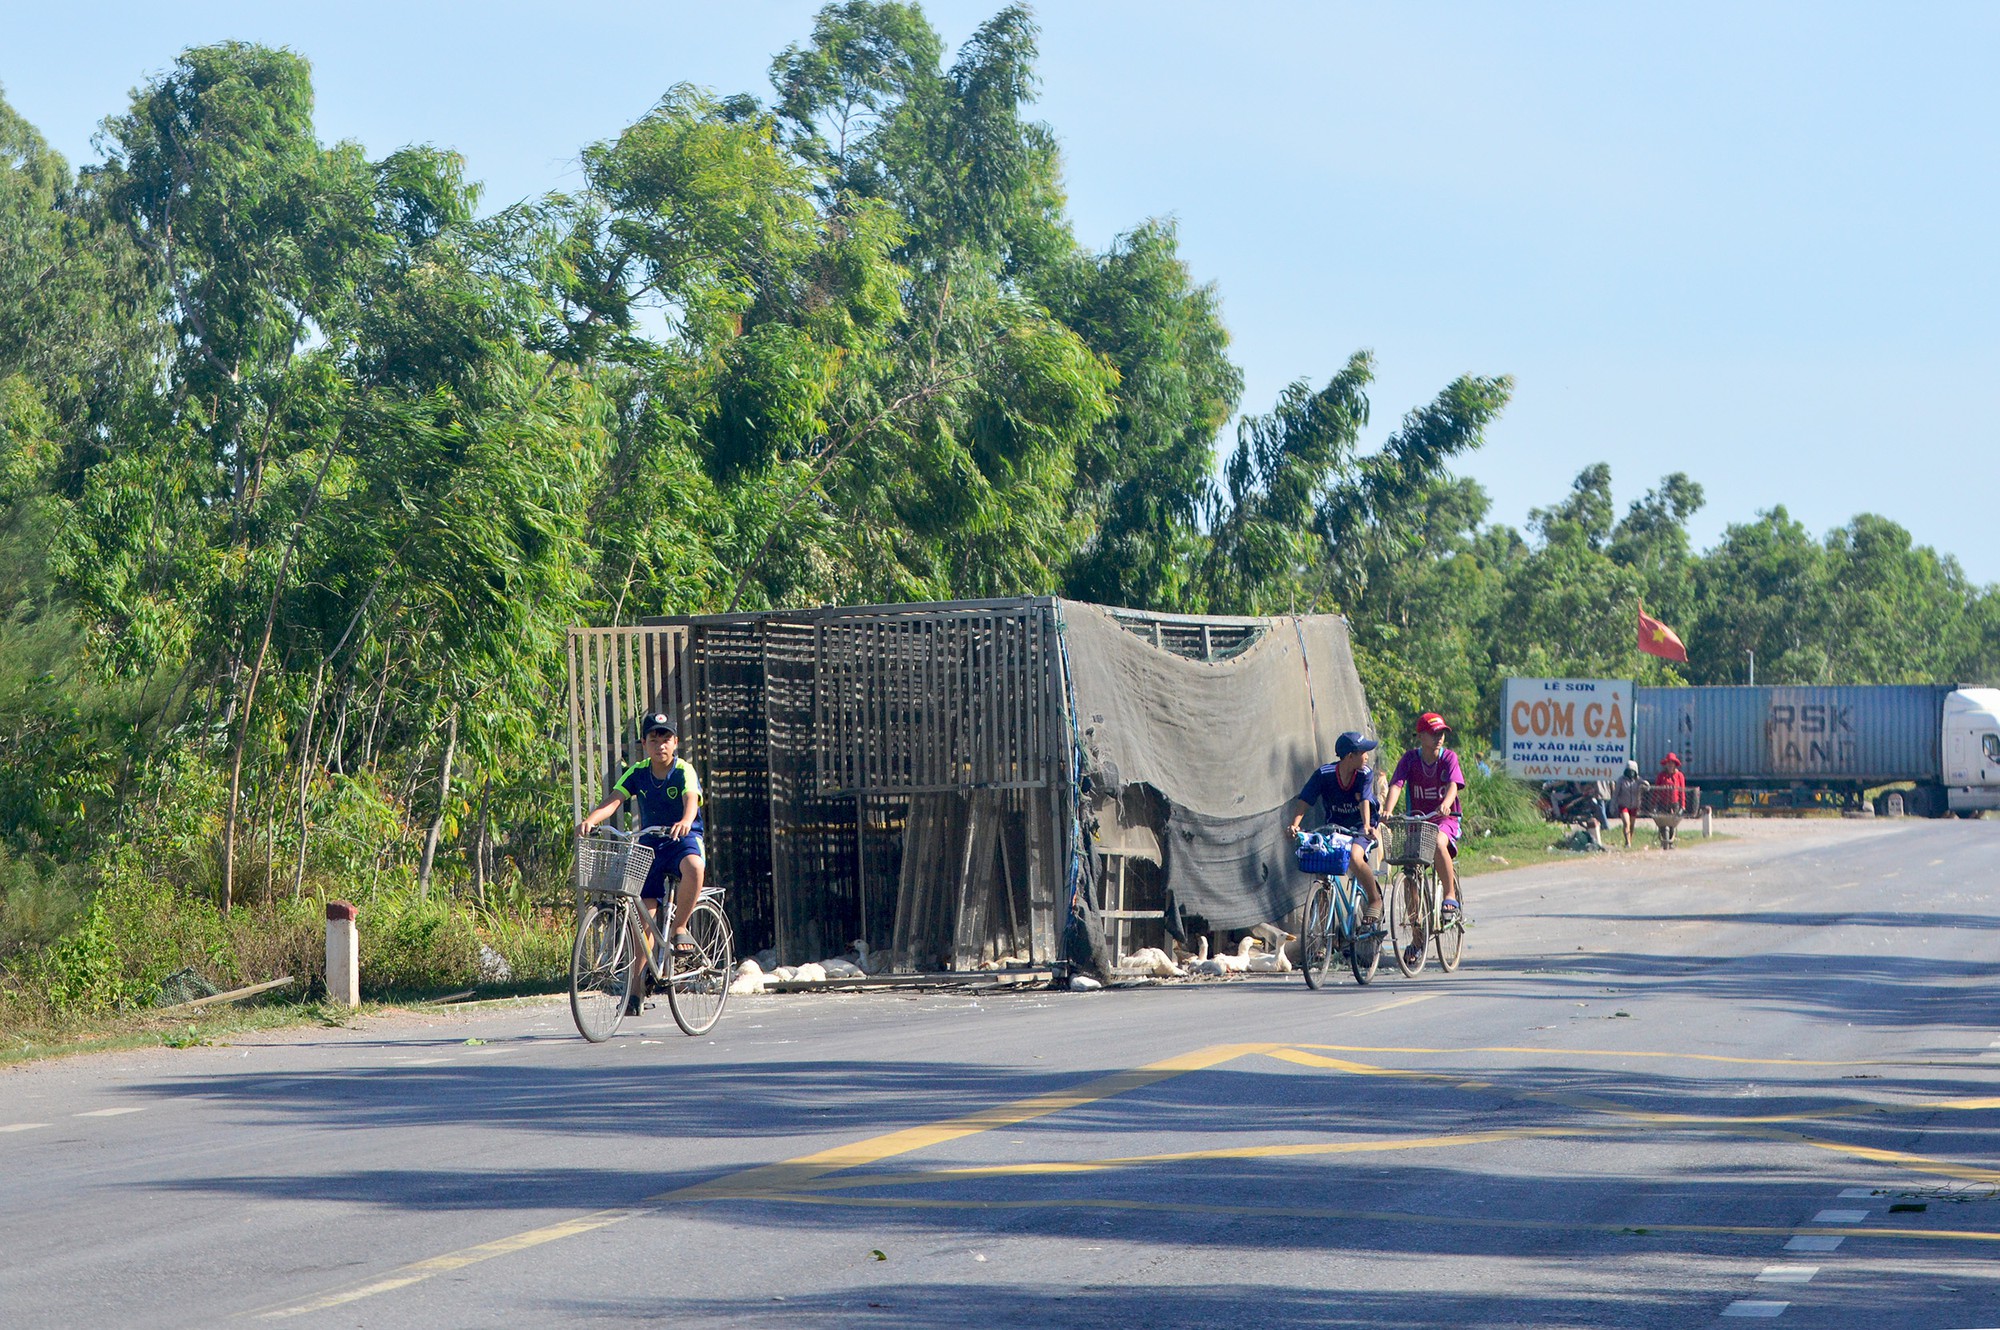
top-left (637, 833), bottom-right (704, 900)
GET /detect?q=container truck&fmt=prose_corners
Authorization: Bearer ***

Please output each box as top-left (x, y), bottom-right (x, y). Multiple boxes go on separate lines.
top-left (1632, 685), bottom-right (2000, 818)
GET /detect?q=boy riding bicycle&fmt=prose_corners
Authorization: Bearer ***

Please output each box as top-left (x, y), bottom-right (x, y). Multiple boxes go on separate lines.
top-left (1287, 731), bottom-right (1385, 931)
top-left (1383, 711), bottom-right (1465, 968)
top-left (579, 712), bottom-right (708, 959)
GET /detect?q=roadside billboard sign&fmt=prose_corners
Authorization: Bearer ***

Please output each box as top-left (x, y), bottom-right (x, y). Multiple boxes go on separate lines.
top-left (1502, 678), bottom-right (1634, 780)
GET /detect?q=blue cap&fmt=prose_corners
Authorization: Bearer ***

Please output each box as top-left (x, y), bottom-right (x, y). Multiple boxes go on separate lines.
top-left (1334, 731), bottom-right (1378, 758)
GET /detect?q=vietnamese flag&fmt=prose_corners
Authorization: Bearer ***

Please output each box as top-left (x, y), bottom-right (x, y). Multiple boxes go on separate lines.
top-left (1638, 606), bottom-right (1688, 662)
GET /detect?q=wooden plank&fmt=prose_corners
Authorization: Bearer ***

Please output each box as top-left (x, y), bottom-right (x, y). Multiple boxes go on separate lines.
top-left (567, 631), bottom-right (584, 830)
top-left (156, 975), bottom-right (295, 1011)
top-left (953, 790), bottom-right (999, 969)
top-left (763, 968), bottom-right (1053, 993)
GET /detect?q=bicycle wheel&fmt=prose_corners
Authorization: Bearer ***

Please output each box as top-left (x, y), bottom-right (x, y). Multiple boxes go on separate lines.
top-left (570, 899), bottom-right (635, 1042)
top-left (1394, 866), bottom-right (1431, 977)
top-left (1348, 881), bottom-right (1381, 986)
top-left (1301, 880), bottom-right (1336, 991)
top-left (1436, 881), bottom-right (1465, 972)
top-left (667, 897), bottom-right (734, 1036)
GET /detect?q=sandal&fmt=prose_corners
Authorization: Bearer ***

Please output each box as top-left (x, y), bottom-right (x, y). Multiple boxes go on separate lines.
top-left (1402, 943), bottom-right (1425, 968)
top-left (1439, 898), bottom-right (1460, 923)
top-left (671, 929), bottom-right (697, 956)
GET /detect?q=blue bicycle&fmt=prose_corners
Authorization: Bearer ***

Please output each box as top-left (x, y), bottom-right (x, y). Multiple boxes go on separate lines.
top-left (1296, 830), bottom-right (1382, 987)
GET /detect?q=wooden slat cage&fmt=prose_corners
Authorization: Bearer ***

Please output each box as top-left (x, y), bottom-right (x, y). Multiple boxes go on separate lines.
top-left (569, 599), bottom-right (1068, 971)
top-left (567, 597), bottom-right (1294, 974)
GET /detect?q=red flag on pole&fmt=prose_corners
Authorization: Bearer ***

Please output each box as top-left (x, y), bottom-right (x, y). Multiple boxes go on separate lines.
top-left (1637, 606), bottom-right (1688, 662)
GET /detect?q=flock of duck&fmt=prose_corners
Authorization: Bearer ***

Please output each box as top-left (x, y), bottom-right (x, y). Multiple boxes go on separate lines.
top-left (1113, 933), bottom-right (1296, 979)
top-left (727, 940), bottom-right (889, 994)
top-left (724, 931), bottom-right (1295, 994)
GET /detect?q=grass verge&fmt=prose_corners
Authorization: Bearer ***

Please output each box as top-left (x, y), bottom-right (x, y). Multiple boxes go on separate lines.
top-left (1456, 824), bottom-right (1729, 877)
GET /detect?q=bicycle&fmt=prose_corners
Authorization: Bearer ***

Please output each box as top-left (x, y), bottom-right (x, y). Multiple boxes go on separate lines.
top-left (1296, 829), bottom-right (1382, 987)
top-left (570, 826), bottom-right (735, 1042)
top-left (1382, 814), bottom-right (1464, 976)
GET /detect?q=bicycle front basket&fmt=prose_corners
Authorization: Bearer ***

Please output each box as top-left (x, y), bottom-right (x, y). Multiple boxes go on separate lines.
top-left (1294, 835), bottom-right (1352, 876)
top-left (617, 841), bottom-right (655, 897)
top-left (1383, 819), bottom-right (1437, 867)
top-left (576, 837), bottom-right (646, 897)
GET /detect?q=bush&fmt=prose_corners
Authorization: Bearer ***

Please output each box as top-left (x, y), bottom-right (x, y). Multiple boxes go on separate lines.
top-left (0, 845), bottom-right (86, 963)
top-left (1461, 765), bottom-right (1541, 836)
top-left (356, 891), bottom-right (480, 995)
top-left (26, 861), bottom-right (237, 1016)
top-left (477, 902), bottom-right (571, 987)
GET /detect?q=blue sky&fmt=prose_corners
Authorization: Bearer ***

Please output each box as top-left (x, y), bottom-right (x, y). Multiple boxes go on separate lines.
top-left (8, 2), bottom-right (1997, 583)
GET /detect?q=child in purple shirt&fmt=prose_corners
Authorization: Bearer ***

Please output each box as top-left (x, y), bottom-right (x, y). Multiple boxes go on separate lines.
top-left (1384, 711), bottom-right (1465, 964)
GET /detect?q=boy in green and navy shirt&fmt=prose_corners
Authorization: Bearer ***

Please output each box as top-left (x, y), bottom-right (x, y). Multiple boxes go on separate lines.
top-left (580, 712), bottom-right (708, 952)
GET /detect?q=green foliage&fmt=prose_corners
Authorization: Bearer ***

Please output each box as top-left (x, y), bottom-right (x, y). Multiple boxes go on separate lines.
top-left (356, 891), bottom-right (479, 994)
top-left (0, 844), bottom-right (86, 964)
top-left (1461, 767), bottom-right (1541, 837)
top-left (0, 14), bottom-right (1994, 1014)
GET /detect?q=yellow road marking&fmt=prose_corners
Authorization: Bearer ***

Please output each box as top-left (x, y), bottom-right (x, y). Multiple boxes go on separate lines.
top-left (777, 1125), bottom-right (1605, 1192)
top-left (668, 1042), bottom-right (1275, 1202)
top-left (257, 1210), bottom-right (648, 1319)
top-left (1268, 1048), bottom-right (2000, 1186)
top-left (249, 1041), bottom-right (1273, 1320)
top-left (740, 1192), bottom-right (2000, 1246)
top-left (1287, 1042), bottom-right (1902, 1068)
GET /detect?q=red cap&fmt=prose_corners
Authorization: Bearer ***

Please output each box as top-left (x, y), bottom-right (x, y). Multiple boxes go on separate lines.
top-left (1415, 712), bottom-right (1450, 734)
top-left (1662, 752), bottom-right (1681, 766)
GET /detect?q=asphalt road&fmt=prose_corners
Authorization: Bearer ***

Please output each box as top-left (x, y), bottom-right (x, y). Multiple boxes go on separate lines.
top-left (4, 817), bottom-right (1999, 1329)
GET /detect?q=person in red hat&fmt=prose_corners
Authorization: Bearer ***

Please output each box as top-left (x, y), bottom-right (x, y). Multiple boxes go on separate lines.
top-left (1384, 711), bottom-right (1465, 966)
top-left (1654, 751), bottom-right (1686, 848)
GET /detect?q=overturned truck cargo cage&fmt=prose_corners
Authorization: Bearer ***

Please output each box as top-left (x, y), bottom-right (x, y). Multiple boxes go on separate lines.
top-left (567, 598), bottom-right (1370, 977)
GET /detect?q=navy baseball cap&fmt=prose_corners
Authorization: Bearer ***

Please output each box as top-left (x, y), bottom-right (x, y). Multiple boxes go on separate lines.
top-left (640, 712), bottom-right (677, 737)
top-left (1334, 731), bottom-right (1378, 758)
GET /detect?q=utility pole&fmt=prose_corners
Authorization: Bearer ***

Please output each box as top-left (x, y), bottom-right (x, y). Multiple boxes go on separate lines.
top-left (1746, 650), bottom-right (1756, 686)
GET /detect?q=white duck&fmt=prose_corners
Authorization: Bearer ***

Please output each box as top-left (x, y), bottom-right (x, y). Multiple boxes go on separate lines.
top-left (1186, 935), bottom-right (1226, 977)
top-left (728, 959), bottom-right (767, 995)
top-left (1214, 937), bottom-right (1261, 975)
top-left (1118, 946), bottom-right (1186, 978)
top-left (1244, 938), bottom-right (1294, 974)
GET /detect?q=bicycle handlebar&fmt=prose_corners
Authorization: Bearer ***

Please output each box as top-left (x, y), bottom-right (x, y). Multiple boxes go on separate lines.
top-left (581, 824), bottom-right (674, 842)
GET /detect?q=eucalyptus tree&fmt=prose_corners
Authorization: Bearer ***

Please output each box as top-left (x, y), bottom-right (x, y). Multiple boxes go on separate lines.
top-left (1197, 352), bottom-right (1512, 618)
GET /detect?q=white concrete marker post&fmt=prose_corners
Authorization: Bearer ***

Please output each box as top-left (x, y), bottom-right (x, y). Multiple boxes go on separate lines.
top-left (326, 900), bottom-right (359, 1008)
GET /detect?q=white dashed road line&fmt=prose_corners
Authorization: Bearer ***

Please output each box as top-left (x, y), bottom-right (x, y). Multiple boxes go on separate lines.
top-left (74, 1107), bottom-right (146, 1118)
top-left (1812, 1209), bottom-right (1869, 1223)
top-left (1756, 1266), bottom-right (1818, 1284)
top-left (0, 1123), bottom-right (48, 1133)
top-left (1722, 1301), bottom-right (1790, 1318)
top-left (1785, 1235), bottom-right (1843, 1252)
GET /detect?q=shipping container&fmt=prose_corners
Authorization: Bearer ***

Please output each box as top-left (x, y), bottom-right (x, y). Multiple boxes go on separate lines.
top-left (1633, 685), bottom-right (1953, 787)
